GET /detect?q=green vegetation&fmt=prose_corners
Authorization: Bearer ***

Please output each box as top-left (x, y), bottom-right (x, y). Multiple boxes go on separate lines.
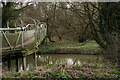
top-left (2, 62), bottom-right (119, 79)
top-left (39, 40), bottom-right (102, 54)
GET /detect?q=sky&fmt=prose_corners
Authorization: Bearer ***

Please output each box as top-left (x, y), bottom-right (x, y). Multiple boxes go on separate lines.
top-left (0, 0), bottom-right (119, 2)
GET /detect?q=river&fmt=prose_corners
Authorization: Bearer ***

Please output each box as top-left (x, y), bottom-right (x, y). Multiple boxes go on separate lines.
top-left (3, 54), bottom-right (109, 72)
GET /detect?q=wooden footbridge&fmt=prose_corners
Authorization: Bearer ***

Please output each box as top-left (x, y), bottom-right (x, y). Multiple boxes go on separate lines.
top-left (0, 17), bottom-right (47, 56)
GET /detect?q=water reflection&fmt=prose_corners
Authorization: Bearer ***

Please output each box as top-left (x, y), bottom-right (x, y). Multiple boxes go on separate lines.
top-left (19, 64), bottom-right (23, 72)
top-left (6, 54), bottom-right (104, 72)
top-left (65, 58), bottom-right (74, 65)
top-left (77, 61), bottom-right (81, 65)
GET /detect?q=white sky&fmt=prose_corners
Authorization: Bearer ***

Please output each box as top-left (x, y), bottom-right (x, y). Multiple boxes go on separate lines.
top-left (0, 0), bottom-right (119, 2)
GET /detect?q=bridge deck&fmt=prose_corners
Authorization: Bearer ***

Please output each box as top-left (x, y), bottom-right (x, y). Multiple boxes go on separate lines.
top-left (1, 18), bottom-right (47, 56)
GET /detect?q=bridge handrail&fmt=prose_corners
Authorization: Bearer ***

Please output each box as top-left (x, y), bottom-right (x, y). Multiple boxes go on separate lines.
top-left (0, 24), bottom-right (34, 31)
top-left (0, 22), bottom-right (47, 31)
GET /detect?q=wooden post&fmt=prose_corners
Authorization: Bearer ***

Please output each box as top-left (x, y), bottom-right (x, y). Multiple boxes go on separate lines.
top-left (7, 55), bottom-right (11, 71)
top-left (16, 58), bottom-right (19, 72)
top-left (33, 53), bottom-right (37, 67)
top-left (7, 60), bottom-right (11, 71)
top-left (22, 56), bottom-right (26, 70)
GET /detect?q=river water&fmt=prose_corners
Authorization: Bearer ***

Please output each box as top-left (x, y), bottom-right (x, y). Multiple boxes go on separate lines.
top-left (4, 54), bottom-right (107, 72)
